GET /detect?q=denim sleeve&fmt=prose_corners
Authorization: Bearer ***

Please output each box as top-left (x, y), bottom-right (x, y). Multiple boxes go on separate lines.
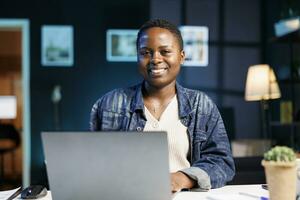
top-left (180, 167), bottom-right (211, 191)
top-left (191, 104), bottom-right (235, 189)
top-left (90, 100), bottom-right (101, 131)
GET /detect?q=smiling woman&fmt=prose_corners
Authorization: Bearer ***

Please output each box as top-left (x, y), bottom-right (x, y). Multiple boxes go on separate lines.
top-left (90, 19), bottom-right (235, 192)
top-left (137, 27), bottom-right (184, 119)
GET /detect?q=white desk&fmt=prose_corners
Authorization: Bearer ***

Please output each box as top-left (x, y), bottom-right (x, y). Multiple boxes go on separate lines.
top-left (173, 184), bottom-right (268, 200)
top-left (2, 184), bottom-right (268, 200)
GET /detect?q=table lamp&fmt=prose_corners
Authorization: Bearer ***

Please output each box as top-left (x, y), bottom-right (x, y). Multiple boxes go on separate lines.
top-left (245, 64), bottom-right (281, 138)
top-left (0, 96), bottom-right (17, 120)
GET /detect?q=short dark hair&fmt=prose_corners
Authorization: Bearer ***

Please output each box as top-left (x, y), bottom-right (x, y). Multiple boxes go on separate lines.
top-left (136, 19), bottom-right (183, 50)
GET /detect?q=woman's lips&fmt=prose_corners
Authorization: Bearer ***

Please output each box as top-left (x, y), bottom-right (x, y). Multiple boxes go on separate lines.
top-left (149, 68), bottom-right (167, 76)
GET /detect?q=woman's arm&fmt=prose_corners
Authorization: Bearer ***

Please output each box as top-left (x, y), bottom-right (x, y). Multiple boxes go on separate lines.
top-left (180, 104), bottom-right (235, 190)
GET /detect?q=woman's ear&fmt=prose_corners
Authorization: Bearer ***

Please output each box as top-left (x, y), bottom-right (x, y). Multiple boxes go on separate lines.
top-left (180, 50), bottom-right (185, 64)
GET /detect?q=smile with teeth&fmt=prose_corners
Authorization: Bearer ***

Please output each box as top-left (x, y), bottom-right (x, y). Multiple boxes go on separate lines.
top-left (149, 68), bottom-right (167, 76)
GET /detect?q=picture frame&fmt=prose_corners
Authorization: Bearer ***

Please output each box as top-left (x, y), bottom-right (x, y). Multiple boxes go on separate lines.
top-left (41, 25), bottom-right (74, 67)
top-left (179, 26), bottom-right (209, 67)
top-left (106, 29), bottom-right (138, 62)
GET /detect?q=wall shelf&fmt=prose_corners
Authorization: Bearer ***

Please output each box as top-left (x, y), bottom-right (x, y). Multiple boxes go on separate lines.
top-left (269, 30), bottom-right (300, 43)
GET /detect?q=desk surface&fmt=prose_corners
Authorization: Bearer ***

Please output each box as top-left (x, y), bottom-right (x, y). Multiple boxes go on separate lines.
top-left (174, 184), bottom-right (268, 200)
top-left (6, 184), bottom-right (267, 200)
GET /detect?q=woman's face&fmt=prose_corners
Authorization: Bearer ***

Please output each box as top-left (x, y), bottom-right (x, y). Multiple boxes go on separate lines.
top-left (137, 27), bottom-right (185, 89)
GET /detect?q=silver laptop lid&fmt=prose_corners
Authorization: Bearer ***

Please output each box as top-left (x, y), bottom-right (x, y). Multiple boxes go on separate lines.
top-left (42, 132), bottom-right (171, 200)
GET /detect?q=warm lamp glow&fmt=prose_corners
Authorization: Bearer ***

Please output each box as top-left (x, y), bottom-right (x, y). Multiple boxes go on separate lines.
top-left (0, 96), bottom-right (17, 119)
top-left (245, 64), bottom-right (281, 101)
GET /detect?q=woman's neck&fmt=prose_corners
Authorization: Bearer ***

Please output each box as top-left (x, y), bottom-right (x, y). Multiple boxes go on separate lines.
top-left (143, 81), bottom-right (176, 101)
top-left (142, 81), bottom-right (177, 120)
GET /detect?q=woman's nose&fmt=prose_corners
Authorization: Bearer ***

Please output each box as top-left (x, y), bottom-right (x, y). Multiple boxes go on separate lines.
top-left (151, 52), bottom-right (162, 64)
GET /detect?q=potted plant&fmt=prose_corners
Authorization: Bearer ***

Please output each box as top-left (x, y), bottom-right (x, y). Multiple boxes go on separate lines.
top-left (262, 146), bottom-right (297, 200)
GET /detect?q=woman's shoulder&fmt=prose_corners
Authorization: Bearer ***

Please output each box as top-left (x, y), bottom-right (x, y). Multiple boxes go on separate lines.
top-left (178, 85), bottom-right (217, 114)
top-left (103, 86), bottom-right (136, 99)
top-left (94, 84), bottom-right (140, 107)
top-left (179, 85), bottom-right (214, 104)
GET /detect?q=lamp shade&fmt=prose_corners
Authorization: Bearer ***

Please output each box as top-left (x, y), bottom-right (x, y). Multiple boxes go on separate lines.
top-left (245, 64), bottom-right (281, 101)
top-left (0, 96), bottom-right (17, 119)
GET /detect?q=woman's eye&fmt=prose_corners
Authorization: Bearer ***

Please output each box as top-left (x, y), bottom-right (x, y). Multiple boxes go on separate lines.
top-left (161, 50), bottom-right (171, 55)
top-left (140, 51), bottom-right (150, 56)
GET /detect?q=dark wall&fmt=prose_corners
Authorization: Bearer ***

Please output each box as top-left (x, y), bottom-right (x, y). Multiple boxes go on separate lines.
top-left (0, 0), bottom-right (149, 185)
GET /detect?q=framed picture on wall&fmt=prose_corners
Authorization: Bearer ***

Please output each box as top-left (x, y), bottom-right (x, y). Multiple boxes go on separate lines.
top-left (41, 25), bottom-right (74, 67)
top-left (106, 29), bottom-right (138, 62)
top-left (179, 26), bottom-right (209, 67)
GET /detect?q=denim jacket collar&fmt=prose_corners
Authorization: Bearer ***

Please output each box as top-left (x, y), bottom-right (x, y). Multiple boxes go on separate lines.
top-left (176, 82), bottom-right (193, 118)
top-left (130, 83), bottom-right (144, 113)
top-left (130, 81), bottom-right (193, 118)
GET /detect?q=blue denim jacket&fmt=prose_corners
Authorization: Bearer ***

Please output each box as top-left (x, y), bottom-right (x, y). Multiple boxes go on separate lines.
top-left (90, 82), bottom-right (235, 189)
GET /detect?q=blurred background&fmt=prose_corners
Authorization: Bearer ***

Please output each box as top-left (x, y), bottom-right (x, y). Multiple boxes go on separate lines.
top-left (0, 0), bottom-right (299, 190)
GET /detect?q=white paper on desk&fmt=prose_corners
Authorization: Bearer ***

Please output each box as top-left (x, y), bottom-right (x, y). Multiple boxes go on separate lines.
top-left (206, 193), bottom-right (260, 200)
top-left (0, 187), bottom-right (21, 200)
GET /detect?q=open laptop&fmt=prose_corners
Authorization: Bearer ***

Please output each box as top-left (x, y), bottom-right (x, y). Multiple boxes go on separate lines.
top-left (42, 131), bottom-right (171, 200)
